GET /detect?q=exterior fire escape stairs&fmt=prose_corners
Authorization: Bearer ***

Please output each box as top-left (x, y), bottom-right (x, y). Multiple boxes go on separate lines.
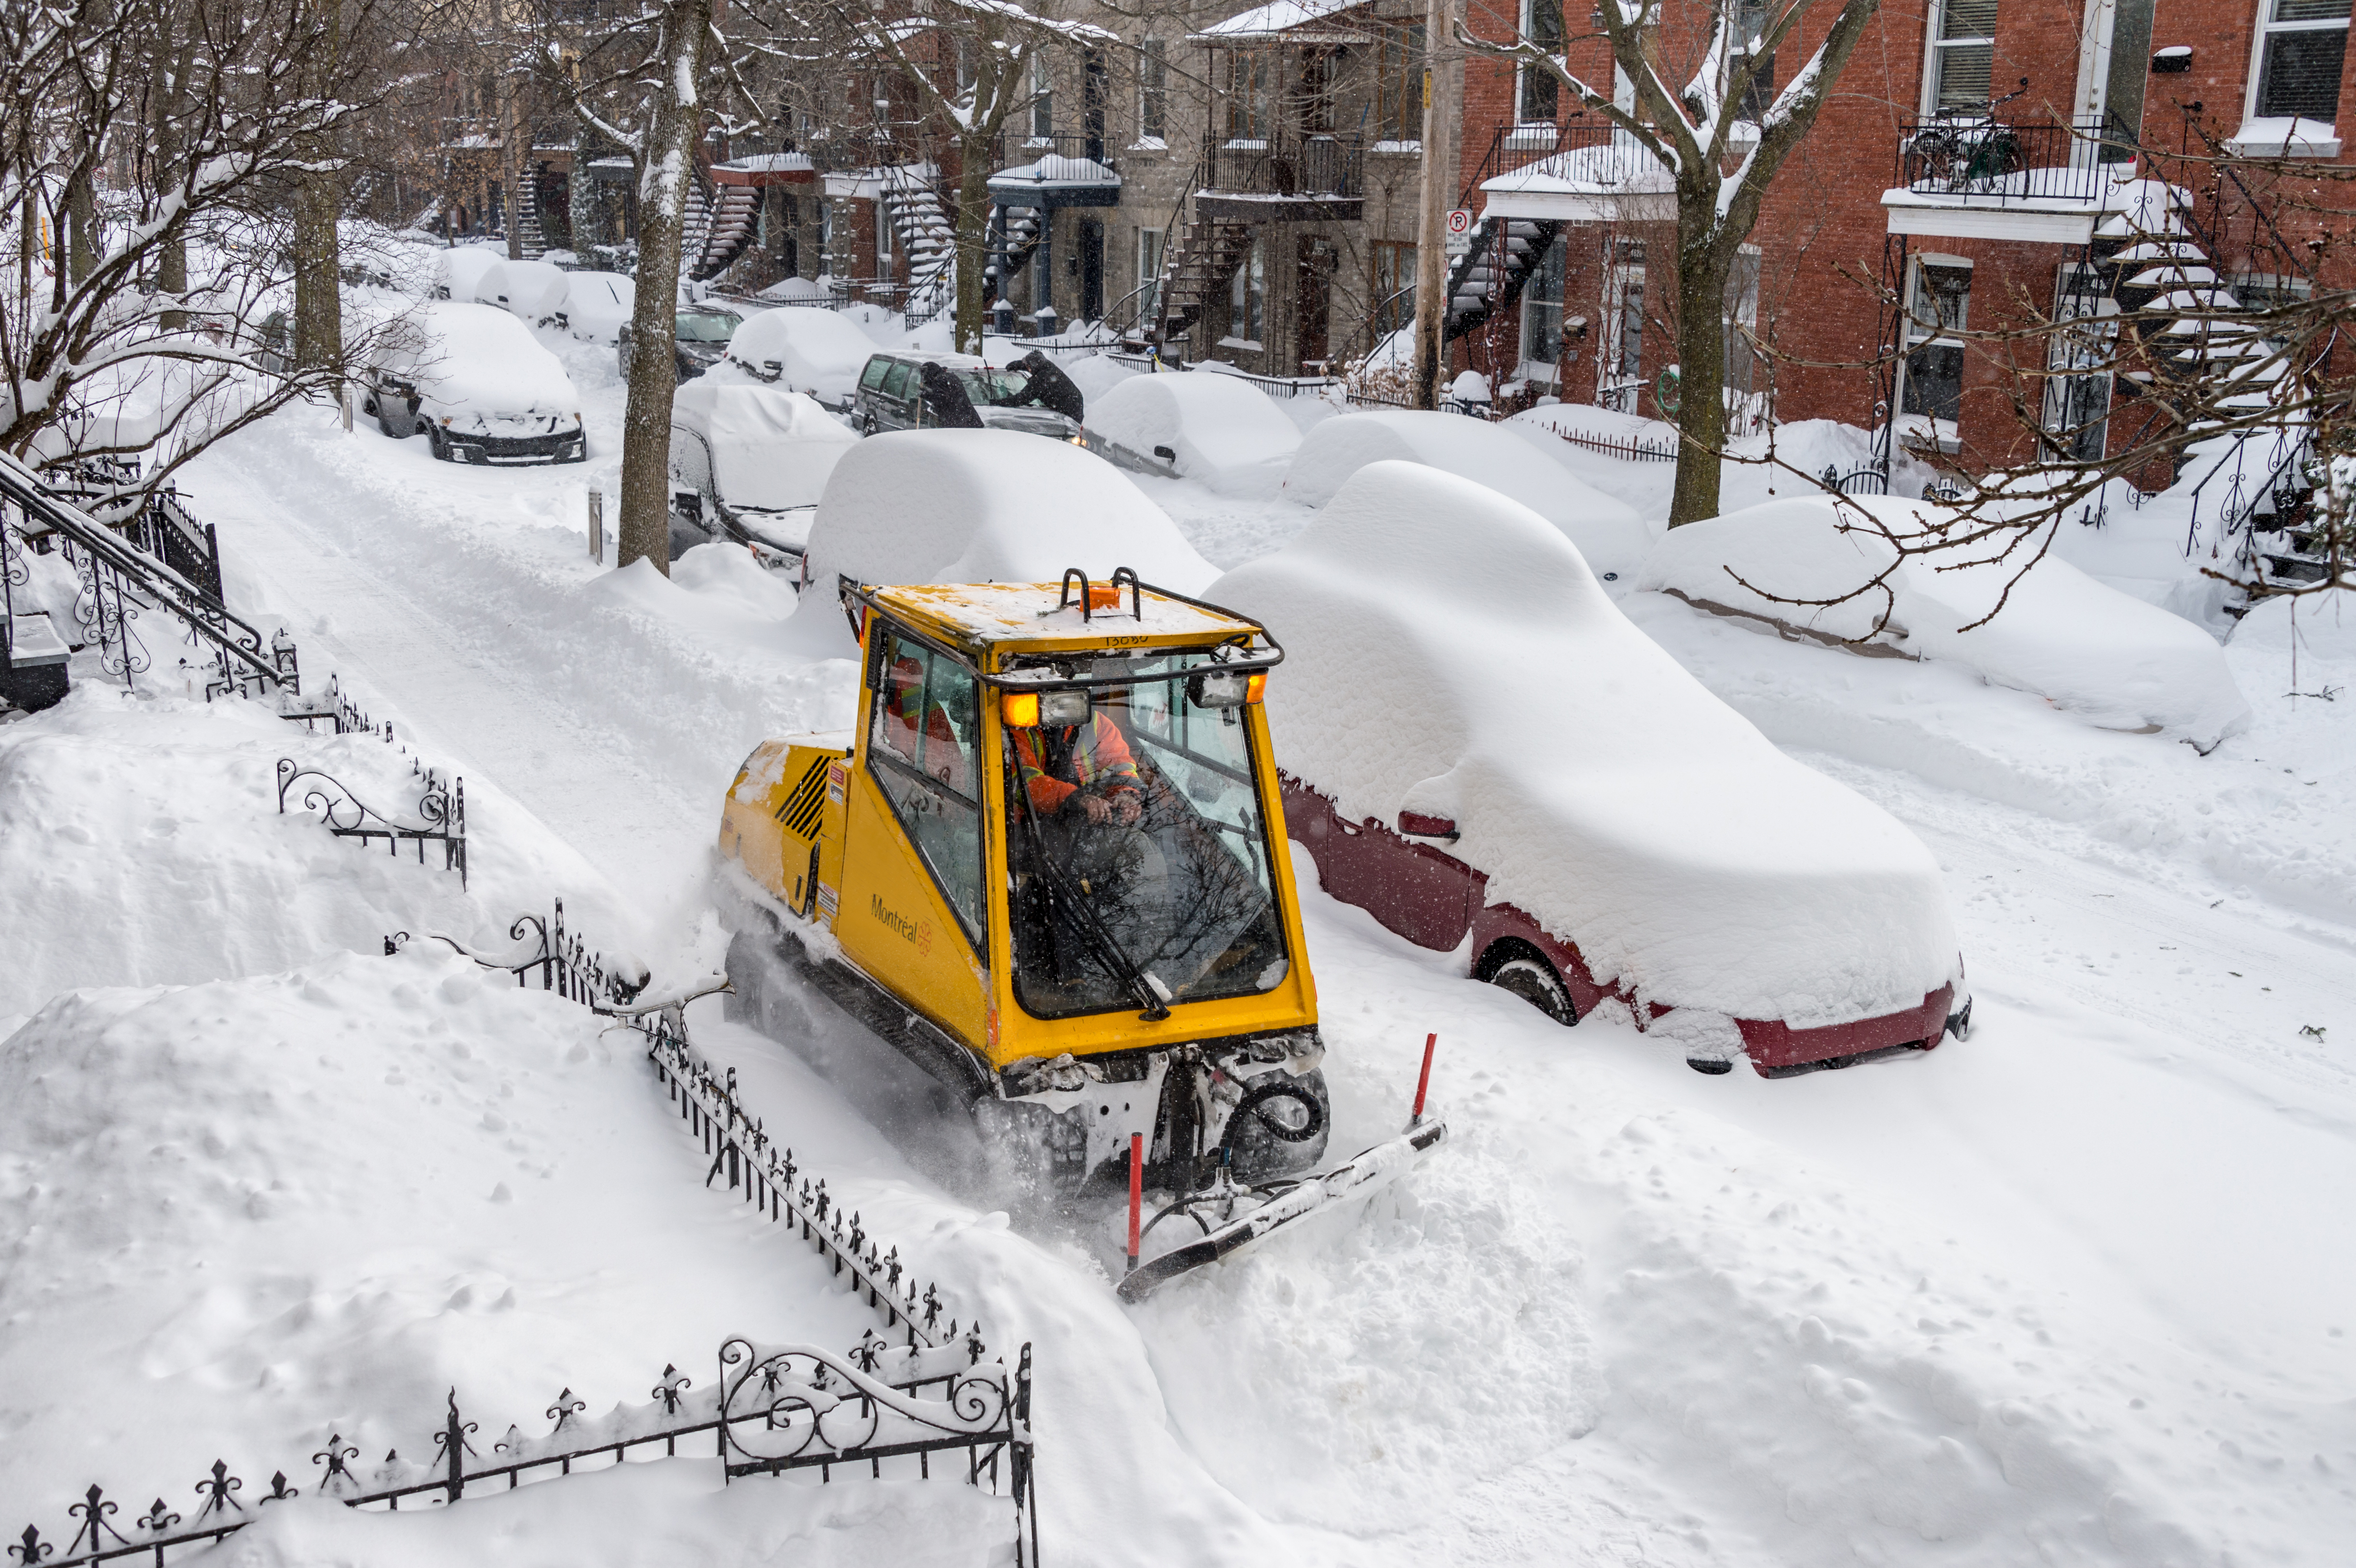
top-left (2091, 200), bottom-right (2325, 590)
top-left (882, 164), bottom-right (957, 324)
top-left (513, 166), bottom-right (547, 260)
top-left (1150, 217), bottom-right (1254, 341)
top-left (983, 205), bottom-right (1047, 301)
top-left (682, 170), bottom-right (763, 283)
top-left (1442, 215), bottom-right (1565, 343)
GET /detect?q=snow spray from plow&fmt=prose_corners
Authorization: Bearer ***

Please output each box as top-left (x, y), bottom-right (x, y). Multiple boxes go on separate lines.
top-left (1119, 1033), bottom-right (1450, 1303)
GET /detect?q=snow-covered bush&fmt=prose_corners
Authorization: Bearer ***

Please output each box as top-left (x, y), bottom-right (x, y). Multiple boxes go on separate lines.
top-left (1085, 373), bottom-right (1301, 497)
top-left (1283, 410), bottom-right (1657, 584)
top-left (1635, 496), bottom-right (2252, 748)
top-left (1212, 460), bottom-right (1961, 1029)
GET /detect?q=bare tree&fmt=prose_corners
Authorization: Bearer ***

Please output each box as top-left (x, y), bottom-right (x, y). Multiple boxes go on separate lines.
top-left (2, 0), bottom-right (395, 505)
top-left (1465, 0), bottom-right (1889, 524)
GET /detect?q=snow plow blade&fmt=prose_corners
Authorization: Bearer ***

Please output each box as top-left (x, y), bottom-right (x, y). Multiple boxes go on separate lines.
top-left (1117, 1120), bottom-right (1449, 1303)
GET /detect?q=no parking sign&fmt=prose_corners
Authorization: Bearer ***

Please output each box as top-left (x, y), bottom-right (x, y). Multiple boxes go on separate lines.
top-left (1445, 208), bottom-right (1474, 255)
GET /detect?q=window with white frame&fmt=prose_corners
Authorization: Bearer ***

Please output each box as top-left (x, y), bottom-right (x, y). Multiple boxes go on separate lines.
top-left (1377, 25), bottom-right (1424, 143)
top-left (1519, 0), bottom-right (1563, 120)
top-left (2253, 0), bottom-right (2349, 121)
top-left (1929, 0), bottom-right (1998, 110)
top-left (1520, 233), bottom-right (1568, 383)
top-left (2042, 262), bottom-right (2116, 461)
top-left (1139, 39), bottom-right (1167, 142)
top-left (1899, 256), bottom-right (1970, 437)
top-left (1030, 53), bottom-right (1054, 141)
top-left (1229, 237), bottom-right (1265, 345)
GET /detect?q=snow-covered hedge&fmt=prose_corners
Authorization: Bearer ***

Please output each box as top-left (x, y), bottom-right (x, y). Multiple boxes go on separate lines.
top-left (1283, 410), bottom-right (1657, 583)
top-left (1635, 496), bottom-right (2252, 748)
top-left (802, 431), bottom-right (1214, 625)
top-left (1211, 461), bottom-right (1961, 1029)
top-left (1084, 373), bottom-right (1300, 496)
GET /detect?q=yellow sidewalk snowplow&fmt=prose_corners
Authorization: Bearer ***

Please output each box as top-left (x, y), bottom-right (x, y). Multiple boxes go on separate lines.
top-left (718, 568), bottom-right (1330, 1191)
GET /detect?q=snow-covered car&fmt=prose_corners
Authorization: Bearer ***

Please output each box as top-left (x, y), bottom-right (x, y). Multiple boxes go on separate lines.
top-left (1285, 409), bottom-right (1657, 585)
top-left (720, 306), bottom-right (878, 408)
top-left (620, 304), bottom-right (740, 382)
top-left (1084, 371), bottom-right (1300, 496)
top-left (849, 350), bottom-right (1084, 441)
top-left (801, 428), bottom-right (1213, 611)
top-left (473, 258), bottom-right (571, 324)
top-left (1211, 459), bottom-right (1970, 1077)
top-left (433, 245), bottom-right (505, 303)
top-left (358, 301), bottom-right (587, 466)
top-left (556, 272), bottom-right (635, 344)
top-left (666, 382), bottom-right (860, 566)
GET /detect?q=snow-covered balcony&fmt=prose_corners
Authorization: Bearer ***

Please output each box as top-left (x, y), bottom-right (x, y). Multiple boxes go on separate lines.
top-left (1882, 117), bottom-right (2177, 243)
top-left (711, 152), bottom-right (817, 188)
top-left (986, 134), bottom-right (1121, 211)
top-left (1472, 122), bottom-right (1674, 225)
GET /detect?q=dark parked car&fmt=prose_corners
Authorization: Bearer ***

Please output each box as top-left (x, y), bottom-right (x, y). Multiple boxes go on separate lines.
top-left (851, 350), bottom-right (1086, 441)
top-left (619, 304), bottom-right (742, 382)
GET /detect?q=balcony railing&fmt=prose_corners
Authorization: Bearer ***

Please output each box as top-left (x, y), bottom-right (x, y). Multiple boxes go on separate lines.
top-left (1894, 116), bottom-right (2121, 206)
top-left (993, 131), bottom-right (1116, 174)
top-left (1458, 120), bottom-right (1623, 206)
top-left (1202, 131), bottom-right (1362, 199)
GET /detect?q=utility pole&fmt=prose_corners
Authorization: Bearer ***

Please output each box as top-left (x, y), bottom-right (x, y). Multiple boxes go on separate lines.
top-left (1410, 0), bottom-right (1456, 410)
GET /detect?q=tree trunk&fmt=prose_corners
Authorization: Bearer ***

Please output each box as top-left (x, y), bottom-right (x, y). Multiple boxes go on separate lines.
top-left (292, 174), bottom-right (343, 370)
top-left (65, 170), bottom-right (97, 284)
top-left (1667, 215), bottom-right (1732, 527)
top-left (616, 0), bottom-right (716, 576)
top-left (953, 138), bottom-right (991, 354)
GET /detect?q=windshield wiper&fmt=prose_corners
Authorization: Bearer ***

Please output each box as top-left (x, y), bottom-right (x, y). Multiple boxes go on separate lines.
top-left (1015, 787), bottom-right (1172, 1021)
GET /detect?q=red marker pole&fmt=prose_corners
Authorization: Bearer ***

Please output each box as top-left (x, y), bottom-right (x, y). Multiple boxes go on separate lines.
top-left (1410, 1033), bottom-right (1437, 1127)
top-left (1125, 1131), bottom-right (1144, 1275)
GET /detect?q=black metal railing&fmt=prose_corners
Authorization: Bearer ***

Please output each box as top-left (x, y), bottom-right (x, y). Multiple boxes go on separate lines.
top-left (1895, 115), bottom-right (2112, 206)
top-left (1457, 119), bottom-right (1624, 208)
top-left (277, 754), bottom-right (466, 887)
top-left (1202, 131), bottom-right (1362, 199)
top-left (991, 131), bottom-right (1116, 174)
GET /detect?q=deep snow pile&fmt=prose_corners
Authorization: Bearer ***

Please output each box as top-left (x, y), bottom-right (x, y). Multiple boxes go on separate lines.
top-left (721, 307), bottom-right (879, 405)
top-left (1211, 460), bottom-right (1960, 1029)
top-left (1283, 410), bottom-right (1656, 583)
top-left (1085, 372), bottom-right (1302, 496)
top-left (0, 686), bottom-right (638, 1024)
top-left (669, 383), bottom-right (859, 512)
top-left (801, 431), bottom-right (1215, 636)
top-left (1636, 495), bottom-right (2251, 748)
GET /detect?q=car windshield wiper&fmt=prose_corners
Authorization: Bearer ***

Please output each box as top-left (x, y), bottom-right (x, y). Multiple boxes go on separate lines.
top-left (1014, 784), bottom-right (1172, 1021)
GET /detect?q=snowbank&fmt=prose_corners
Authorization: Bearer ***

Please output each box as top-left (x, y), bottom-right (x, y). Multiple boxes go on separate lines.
top-left (1211, 460), bottom-right (1960, 1029)
top-left (1085, 373), bottom-right (1301, 497)
top-left (802, 431), bottom-right (1214, 626)
top-left (723, 307), bottom-right (878, 406)
top-left (670, 382), bottom-right (858, 513)
top-left (1284, 410), bottom-right (1656, 583)
top-left (474, 258), bottom-right (571, 322)
top-left (561, 272), bottom-right (636, 344)
top-left (1636, 496), bottom-right (2251, 747)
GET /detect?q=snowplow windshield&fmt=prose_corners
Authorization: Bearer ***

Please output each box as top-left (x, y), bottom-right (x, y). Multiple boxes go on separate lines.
top-left (1003, 651), bottom-right (1289, 1019)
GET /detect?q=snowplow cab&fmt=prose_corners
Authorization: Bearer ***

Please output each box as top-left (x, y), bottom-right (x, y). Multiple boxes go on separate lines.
top-left (718, 570), bottom-right (1325, 1190)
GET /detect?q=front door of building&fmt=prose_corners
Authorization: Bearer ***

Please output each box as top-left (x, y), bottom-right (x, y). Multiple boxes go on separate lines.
top-left (1079, 218), bottom-right (1104, 320)
top-left (1296, 237), bottom-right (1336, 369)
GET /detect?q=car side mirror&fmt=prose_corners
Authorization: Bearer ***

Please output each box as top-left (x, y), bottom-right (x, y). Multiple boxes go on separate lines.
top-left (1398, 811), bottom-right (1459, 840)
top-left (762, 359), bottom-right (783, 382)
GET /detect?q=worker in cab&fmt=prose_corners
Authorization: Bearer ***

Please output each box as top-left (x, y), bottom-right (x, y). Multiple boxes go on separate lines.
top-left (1011, 709), bottom-right (1144, 827)
top-left (882, 654), bottom-right (969, 794)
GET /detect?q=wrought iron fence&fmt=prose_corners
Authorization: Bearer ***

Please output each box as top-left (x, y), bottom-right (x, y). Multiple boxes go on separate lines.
top-left (1201, 131), bottom-right (1362, 200)
top-left (1549, 426), bottom-right (1680, 463)
top-left (277, 755), bottom-right (466, 887)
top-left (1895, 116), bottom-right (2111, 206)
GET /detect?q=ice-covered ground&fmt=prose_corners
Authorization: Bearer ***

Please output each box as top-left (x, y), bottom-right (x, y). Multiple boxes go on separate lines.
top-left (6, 325), bottom-right (2355, 1567)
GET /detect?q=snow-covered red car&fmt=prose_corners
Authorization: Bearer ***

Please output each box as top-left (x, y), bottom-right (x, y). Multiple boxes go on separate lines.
top-left (1210, 460), bottom-right (1970, 1076)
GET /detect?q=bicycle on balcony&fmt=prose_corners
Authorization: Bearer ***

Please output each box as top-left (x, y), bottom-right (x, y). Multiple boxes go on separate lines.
top-left (1904, 79), bottom-right (2031, 192)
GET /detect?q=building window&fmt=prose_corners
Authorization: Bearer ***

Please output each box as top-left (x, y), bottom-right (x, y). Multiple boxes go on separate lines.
top-left (1137, 227), bottom-right (1164, 317)
top-left (876, 200), bottom-right (894, 276)
top-left (1225, 50), bottom-right (1272, 140)
top-left (1520, 234), bottom-right (1568, 382)
top-left (1601, 241), bottom-right (1645, 412)
top-left (1724, 248), bottom-right (1762, 398)
top-left (1230, 237), bottom-right (1265, 344)
top-left (1139, 39), bottom-right (1167, 141)
top-left (1372, 240), bottom-right (1416, 334)
top-left (1377, 25), bottom-right (1425, 143)
top-left (2254, 0), bottom-right (2349, 121)
top-left (2042, 262), bottom-right (2116, 461)
top-left (1901, 256), bottom-right (1971, 438)
top-left (1736, 0), bottom-right (1777, 121)
top-left (1298, 47), bottom-right (1339, 133)
top-left (1930, 0), bottom-right (1998, 110)
top-left (1519, 0), bottom-right (1563, 121)
top-left (1030, 53), bottom-right (1053, 141)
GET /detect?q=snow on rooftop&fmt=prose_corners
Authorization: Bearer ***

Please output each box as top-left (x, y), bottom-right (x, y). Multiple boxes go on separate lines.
top-left (1483, 140), bottom-right (1672, 194)
top-left (1195, 0), bottom-right (1368, 36)
top-left (989, 155), bottom-right (1121, 187)
top-left (873, 580), bottom-right (1248, 649)
top-left (1212, 460), bottom-right (1962, 1030)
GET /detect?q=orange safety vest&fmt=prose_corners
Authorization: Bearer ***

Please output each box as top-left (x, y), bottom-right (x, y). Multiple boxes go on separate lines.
top-left (1011, 713), bottom-right (1140, 815)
